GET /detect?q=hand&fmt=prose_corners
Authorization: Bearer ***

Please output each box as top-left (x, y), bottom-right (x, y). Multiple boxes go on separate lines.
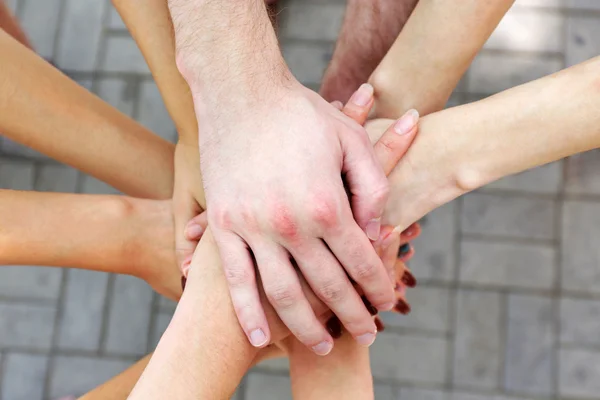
top-left (200, 80), bottom-right (393, 354)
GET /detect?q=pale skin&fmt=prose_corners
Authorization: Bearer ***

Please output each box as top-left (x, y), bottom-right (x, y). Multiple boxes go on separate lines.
top-left (168, 0), bottom-right (394, 352)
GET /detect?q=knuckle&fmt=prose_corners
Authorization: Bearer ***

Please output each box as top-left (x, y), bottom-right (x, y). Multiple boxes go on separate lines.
top-left (378, 134), bottom-right (398, 155)
top-left (268, 205), bottom-right (299, 239)
top-left (317, 278), bottom-right (349, 304)
top-left (266, 283), bottom-right (301, 310)
top-left (370, 182), bottom-right (390, 205)
top-left (224, 264), bottom-right (254, 288)
top-left (209, 205), bottom-right (233, 230)
top-left (353, 260), bottom-right (379, 281)
top-left (308, 195), bottom-right (339, 229)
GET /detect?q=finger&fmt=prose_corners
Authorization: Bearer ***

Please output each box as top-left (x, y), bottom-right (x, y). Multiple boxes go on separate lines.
top-left (375, 226), bottom-right (402, 283)
top-left (289, 239), bottom-right (377, 347)
top-left (373, 109), bottom-right (420, 176)
top-left (213, 230), bottom-right (271, 348)
top-left (173, 190), bottom-right (204, 272)
top-left (400, 222), bottom-right (421, 244)
top-left (398, 243), bottom-right (415, 262)
top-left (185, 211), bottom-right (208, 240)
top-left (330, 100), bottom-right (343, 110)
top-left (253, 241), bottom-right (334, 356)
top-left (342, 83), bottom-right (375, 126)
top-left (339, 126), bottom-right (389, 241)
top-left (324, 216), bottom-right (396, 313)
top-left (401, 268), bottom-right (417, 288)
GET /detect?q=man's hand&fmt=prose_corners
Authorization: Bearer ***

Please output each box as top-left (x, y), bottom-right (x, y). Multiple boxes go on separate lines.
top-left (200, 82), bottom-right (393, 355)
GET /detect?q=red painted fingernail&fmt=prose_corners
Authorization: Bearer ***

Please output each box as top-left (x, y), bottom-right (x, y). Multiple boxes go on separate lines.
top-left (326, 316), bottom-right (343, 339)
top-left (403, 224), bottom-right (416, 237)
top-left (401, 271), bottom-right (417, 288)
top-left (362, 296), bottom-right (378, 316)
top-left (181, 276), bottom-right (187, 291)
top-left (374, 317), bottom-right (385, 332)
top-left (394, 299), bottom-right (411, 315)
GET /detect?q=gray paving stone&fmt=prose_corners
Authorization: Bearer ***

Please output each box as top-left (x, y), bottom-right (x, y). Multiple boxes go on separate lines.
top-left (103, 275), bottom-right (153, 356)
top-left (459, 240), bottom-right (555, 290)
top-left (516, 0), bottom-right (564, 7)
top-left (0, 139), bottom-right (48, 159)
top-left (567, 16), bottom-right (600, 67)
top-left (0, 302), bottom-right (55, 350)
top-left (280, 3), bottom-right (345, 41)
top-left (449, 394), bottom-right (537, 400)
top-left (56, 269), bottom-right (109, 351)
top-left (49, 356), bottom-right (132, 398)
top-left (55, 0), bottom-right (105, 71)
top-left (81, 175), bottom-right (119, 194)
top-left (0, 266), bottom-right (62, 300)
top-left (149, 310), bottom-right (173, 350)
top-left (562, 201), bottom-right (600, 294)
top-left (482, 162), bottom-right (562, 195)
top-left (5, 0), bottom-right (18, 12)
top-left (245, 372), bottom-right (292, 400)
top-left (19, 0), bottom-right (62, 60)
top-left (468, 52), bottom-right (562, 94)
top-left (504, 294), bottom-right (554, 396)
top-left (410, 202), bottom-right (457, 282)
top-left (137, 81), bottom-right (177, 143)
top-left (96, 78), bottom-right (138, 117)
top-left (35, 164), bottom-right (79, 192)
top-left (461, 193), bottom-right (555, 240)
top-left (1, 353), bottom-right (48, 400)
top-left (282, 42), bottom-right (334, 85)
top-left (106, 5), bottom-right (127, 30)
top-left (453, 289), bottom-right (502, 390)
top-left (379, 285), bottom-right (450, 333)
top-left (100, 36), bottom-right (150, 74)
top-left (559, 349), bottom-right (600, 398)
top-left (370, 333), bottom-right (446, 385)
top-left (255, 356), bottom-right (290, 373)
top-left (374, 383), bottom-right (396, 399)
top-left (560, 297), bottom-right (600, 346)
top-left (567, 0), bottom-right (600, 9)
top-left (565, 150), bottom-right (600, 195)
top-left (157, 295), bottom-right (177, 313)
top-left (484, 8), bottom-right (564, 53)
top-left (398, 388), bottom-right (446, 400)
top-left (0, 160), bottom-right (34, 190)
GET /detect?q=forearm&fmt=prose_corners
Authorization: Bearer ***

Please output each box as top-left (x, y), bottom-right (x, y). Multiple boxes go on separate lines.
top-left (289, 334), bottom-right (372, 400)
top-left (112, 0), bottom-right (197, 144)
top-left (321, 0), bottom-right (418, 103)
top-left (382, 56), bottom-right (600, 228)
top-left (168, 0), bottom-right (292, 121)
top-left (370, 0), bottom-right (514, 118)
top-left (0, 190), bottom-right (172, 278)
top-left (0, 30), bottom-right (174, 199)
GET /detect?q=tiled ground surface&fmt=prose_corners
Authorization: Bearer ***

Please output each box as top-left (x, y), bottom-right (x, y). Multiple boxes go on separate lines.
top-left (1, 0), bottom-right (600, 399)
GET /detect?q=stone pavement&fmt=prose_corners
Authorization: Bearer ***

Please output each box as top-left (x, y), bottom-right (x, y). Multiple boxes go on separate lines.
top-left (1, 0), bottom-right (600, 399)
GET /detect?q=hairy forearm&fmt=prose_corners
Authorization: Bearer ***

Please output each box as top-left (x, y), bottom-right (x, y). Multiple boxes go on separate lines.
top-left (0, 30), bottom-right (174, 199)
top-left (321, 0), bottom-right (418, 103)
top-left (168, 0), bottom-right (290, 103)
top-left (370, 0), bottom-right (514, 118)
top-left (289, 334), bottom-right (372, 400)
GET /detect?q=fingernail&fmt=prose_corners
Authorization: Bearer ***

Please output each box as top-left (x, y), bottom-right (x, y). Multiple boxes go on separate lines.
top-left (394, 299), bottom-right (411, 315)
top-left (366, 217), bottom-right (381, 241)
top-left (403, 224), bottom-right (416, 237)
top-left (250, 329), bottom-right (268, 347)
top-left (362, 296), bottom-right (378, 316)
top-left (401, 270), bottom-right (417, 288)
top-left (394, 109), bottom-right (419, 135)
top-left (374, 317), bottom-right (385, 332)
top-left (312, 340), bottom-right (333, 356)
top-left (181, 276), bottom-right (187, 291)
top-left (349, 83), bottom-right (374, 107)
top-left (398, 243), bottom-right (411, 256)
top-left (376, 301), bottom-right (395, 311)
top-left (186, 223), bottom-right (204, 239)
top-left (326, 316), bottom-right (343, 339)
top-left (356, 332), bottom-right (376, 347)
